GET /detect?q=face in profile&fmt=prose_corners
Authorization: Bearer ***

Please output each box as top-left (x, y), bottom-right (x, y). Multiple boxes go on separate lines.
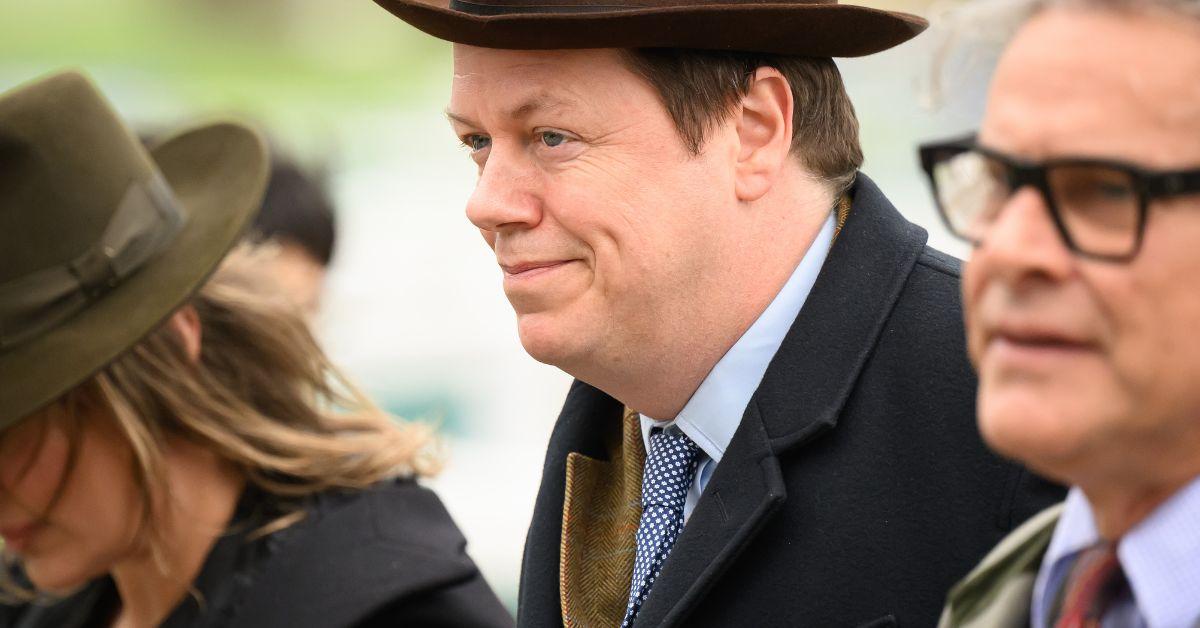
top-left (964, 7), bottom-right (1200, 482)
top-left (446, 46), bottom-right (742, 375)
top-left (0, 397), bottom-right (142, 593)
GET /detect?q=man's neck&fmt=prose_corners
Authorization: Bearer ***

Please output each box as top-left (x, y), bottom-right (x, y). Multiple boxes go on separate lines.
top-left (1081, 474), bottom-right (1196, 540)
top-left (585, 176), bottom-right (838, 419)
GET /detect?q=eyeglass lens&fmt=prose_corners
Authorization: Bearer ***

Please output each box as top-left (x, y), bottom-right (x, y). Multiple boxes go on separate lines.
top-left (931, 150), bottom-right (1140, 257)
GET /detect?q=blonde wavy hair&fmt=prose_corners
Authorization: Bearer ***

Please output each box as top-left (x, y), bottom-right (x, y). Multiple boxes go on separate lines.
top-left (1, 244), bottom-right (438, 601)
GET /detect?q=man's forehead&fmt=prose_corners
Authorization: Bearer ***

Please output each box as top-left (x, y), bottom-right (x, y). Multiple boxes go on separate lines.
top-left (982, 7), bottom-right (1200, 162)
top-left (452, 45), bottom-right (629, 88)
top-left (449, 46), bottom-right (635, 117)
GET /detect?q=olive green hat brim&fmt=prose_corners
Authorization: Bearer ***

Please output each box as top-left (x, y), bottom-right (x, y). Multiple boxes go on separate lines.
top-left (0, 122), bottom-right (269, 428)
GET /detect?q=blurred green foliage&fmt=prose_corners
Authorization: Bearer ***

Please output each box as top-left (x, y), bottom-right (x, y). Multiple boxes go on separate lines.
top-left (0, 0), bottom-right (452, 120)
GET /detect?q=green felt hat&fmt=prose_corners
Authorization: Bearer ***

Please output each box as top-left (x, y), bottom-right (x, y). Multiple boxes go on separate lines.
top-left (0, 70), bottom-right (269, 428)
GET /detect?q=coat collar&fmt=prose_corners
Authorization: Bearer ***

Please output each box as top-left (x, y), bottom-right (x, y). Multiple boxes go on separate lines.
top-left (229, 480), bottom-right (481, 628)
top-left (632, 174), bottom-right (931, 626)
top-left (939, 504), bottom-right (1063, 628)
top-left (757, 173), bottom-right (929, 452)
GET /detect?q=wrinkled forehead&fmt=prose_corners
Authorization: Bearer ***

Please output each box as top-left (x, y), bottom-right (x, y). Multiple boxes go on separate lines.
top-left (981, 6), bottom-right (1200, 166)
top-left (449, 45), bottom-right (643, 118)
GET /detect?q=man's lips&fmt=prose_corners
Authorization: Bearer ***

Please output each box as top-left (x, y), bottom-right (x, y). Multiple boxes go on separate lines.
top-left (984, 324), bottom-right (1099, 362)
top-left (987, 323), bottom-right (1095, 349)
top-left (499, 260), bottom-right (576, 278)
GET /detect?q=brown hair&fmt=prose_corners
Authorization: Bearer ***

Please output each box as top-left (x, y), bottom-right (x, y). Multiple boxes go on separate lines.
top-left (0, 244), bottom-right (437, 601)
top-left (622, 49), bottom-right (864, 193)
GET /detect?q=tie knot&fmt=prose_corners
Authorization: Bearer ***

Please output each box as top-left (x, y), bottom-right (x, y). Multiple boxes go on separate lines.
top-left (642, 429), bottom-right (701, 509)
top-left (1053, 542), bottom-right (1129, 628)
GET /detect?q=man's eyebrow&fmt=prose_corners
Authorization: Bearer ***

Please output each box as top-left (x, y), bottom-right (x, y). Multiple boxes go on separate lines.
top-left (506, 93), bottom-right (577, 120)
top-left (444, 93), bottom-right (580, 128)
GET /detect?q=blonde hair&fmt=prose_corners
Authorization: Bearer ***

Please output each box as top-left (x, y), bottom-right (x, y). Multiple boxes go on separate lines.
top-left (1, 244), bottom-right (437, 601)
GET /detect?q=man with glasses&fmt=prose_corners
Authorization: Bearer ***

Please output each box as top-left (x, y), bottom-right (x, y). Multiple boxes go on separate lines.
top-left (927, 1), bottom-right (1200, 626)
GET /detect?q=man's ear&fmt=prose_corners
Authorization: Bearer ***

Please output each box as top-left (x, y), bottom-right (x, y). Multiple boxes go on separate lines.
top-left (167, 306), bottom-right (203, 363)
top-left (734, 67), bottom-right (794, 203)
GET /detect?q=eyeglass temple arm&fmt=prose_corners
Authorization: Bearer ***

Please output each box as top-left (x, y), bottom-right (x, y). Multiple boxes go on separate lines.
top-left (1145, 169), bottom-right (1200, 198)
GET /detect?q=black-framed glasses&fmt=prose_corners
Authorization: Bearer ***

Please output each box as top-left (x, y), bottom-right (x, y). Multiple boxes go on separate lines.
top-left (918, 134), bottom-right (1200, 261)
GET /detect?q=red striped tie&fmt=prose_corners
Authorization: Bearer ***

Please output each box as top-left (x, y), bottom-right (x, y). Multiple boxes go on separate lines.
top-left (1053, 542), bottom-right (1128, 628)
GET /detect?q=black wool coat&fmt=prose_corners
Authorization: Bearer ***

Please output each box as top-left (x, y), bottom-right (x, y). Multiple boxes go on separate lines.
top-left (516, 174), bottom-right (1065, 628)
top-left (1, 479), bottom-right (513, 628)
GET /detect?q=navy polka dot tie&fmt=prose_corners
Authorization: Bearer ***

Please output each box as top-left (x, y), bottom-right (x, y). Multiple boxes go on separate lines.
top-left (620, 429), bottom-right (701, 628)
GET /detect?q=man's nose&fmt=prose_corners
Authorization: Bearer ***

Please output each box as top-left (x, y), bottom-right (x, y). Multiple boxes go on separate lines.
top-left (465, 149), bottom-right (543, 234)
top-left (972, 187), bottom-right (1075, 286)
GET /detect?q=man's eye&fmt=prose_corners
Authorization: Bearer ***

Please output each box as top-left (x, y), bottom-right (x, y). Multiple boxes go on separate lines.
top-left (540, 131), bottom-right (568, 148)
top-left (463, 134), bottom-right (491, 152)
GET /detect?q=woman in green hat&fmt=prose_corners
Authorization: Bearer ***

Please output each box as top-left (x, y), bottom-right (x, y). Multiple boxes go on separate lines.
top-left (0, 71), bottom-right (512, 628)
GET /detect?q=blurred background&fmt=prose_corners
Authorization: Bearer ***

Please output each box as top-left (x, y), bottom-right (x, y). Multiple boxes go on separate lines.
top-left (0, 0), bottom-right (1000, 612)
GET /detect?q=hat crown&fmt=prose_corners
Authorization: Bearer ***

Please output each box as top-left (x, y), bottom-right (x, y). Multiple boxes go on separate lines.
top-left (0, 71), bottom-right (160, 284)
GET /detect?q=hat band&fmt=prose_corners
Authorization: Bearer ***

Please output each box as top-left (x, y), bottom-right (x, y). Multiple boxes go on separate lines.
top-left (449, 0), bottom-right (630, 15)
top-left (0, 173), bottom-right (188, 351)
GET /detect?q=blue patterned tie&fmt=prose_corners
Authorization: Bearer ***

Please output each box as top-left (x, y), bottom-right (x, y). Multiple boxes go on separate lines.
top-left (620, 428), bottom-right (701, 628)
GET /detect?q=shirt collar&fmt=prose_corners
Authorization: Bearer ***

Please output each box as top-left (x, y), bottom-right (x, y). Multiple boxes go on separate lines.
top-left (1120, 474), bottom-right (1200, 628)
top-left (1040, 487), bottom-right (1101, 580)
top-left (1035, 476), bottom-right (1200, 628)
top-left (641, 211), bottom-right (836, 462)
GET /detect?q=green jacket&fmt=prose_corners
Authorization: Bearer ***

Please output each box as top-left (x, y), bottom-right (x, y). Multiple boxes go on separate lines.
top-left (938, 504), bottom-right (1064, 628)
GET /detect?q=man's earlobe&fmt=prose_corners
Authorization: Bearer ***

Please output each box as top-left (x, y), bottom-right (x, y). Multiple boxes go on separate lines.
top-left (734, 68), bottom-right (794, 203)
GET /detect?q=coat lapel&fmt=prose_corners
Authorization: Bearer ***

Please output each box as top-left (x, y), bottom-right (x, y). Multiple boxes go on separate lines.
top-left (519, 380), bottom-right (626, 627)
top-left (939, 504), bottom-right (1063, 628)
top-left (632, 401), bottom-right (786, 627)
top-left (755, 173), bottom-right (929, 451)
top-left (634, 174), bottom-right (931, 627)
top-left (559, 409), bottom-right (645, 627)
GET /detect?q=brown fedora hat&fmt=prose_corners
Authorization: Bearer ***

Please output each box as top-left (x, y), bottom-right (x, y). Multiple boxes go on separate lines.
top-left (0, 70), bottom-right (269, 428)
top-left (374, 0), bottom-right (928, 57)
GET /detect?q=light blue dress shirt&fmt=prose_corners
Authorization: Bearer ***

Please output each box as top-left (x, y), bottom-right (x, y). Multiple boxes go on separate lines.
top-left (1032, 475), bottom-right (1200, 628)
top-left (639, 211), bottom-right (836, 523)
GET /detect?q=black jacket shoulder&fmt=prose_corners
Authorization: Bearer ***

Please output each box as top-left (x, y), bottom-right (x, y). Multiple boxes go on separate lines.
top-left (1, 479), bottom-right (513, 628)
top-left (232, 478), bottom-right (513, 628)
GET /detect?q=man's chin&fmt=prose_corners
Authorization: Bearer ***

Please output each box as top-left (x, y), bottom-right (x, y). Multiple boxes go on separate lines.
top-left (516, 313), bottom-right (579, 369)
top-left (978, 399), bottom-right (1099, 483)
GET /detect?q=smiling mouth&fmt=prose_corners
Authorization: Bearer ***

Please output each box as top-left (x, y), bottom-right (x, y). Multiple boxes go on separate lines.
top-left (500, 260), bottom-right (575, 278)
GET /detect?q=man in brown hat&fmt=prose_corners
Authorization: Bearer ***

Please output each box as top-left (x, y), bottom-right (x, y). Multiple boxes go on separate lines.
top-left (372, 1), bottom-right (1063, 626)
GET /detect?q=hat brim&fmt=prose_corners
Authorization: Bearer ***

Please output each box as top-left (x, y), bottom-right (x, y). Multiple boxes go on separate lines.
top-left (0, 122), bottom-right (269, 427)
top-left (375, 0), bottom-right (928, 57)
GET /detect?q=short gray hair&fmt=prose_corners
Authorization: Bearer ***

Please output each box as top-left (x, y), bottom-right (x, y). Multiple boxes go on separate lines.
top-left (925, 0), bottom-right (1200, 108)
top-left (1040, 0), bottom-right (1200, 16)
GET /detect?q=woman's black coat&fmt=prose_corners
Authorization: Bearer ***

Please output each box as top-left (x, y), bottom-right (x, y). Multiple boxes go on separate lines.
top-left (1, 479), bottom-right (513, 628)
